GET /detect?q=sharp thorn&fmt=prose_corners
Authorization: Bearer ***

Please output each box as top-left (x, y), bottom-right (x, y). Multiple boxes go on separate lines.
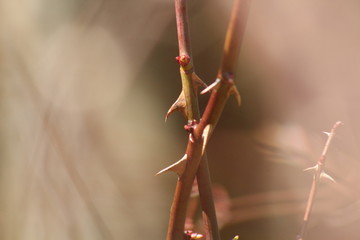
top-left (303, 165), bottom-right (318, 172)
top-left (200, 79), bottom-right (221, 95)
top-left (202, 124), bottom-right (212, 155)
top-left (320, 171), bottom-right (336, 183)
top-left (230, 85), bottom-right (241, 106)
top-left (189, 133), bottom-right (194, 143)
top-left (192, 72), bottom-right (207, 90)
top-left (165, 91), bottom-right (187, 121)
top-left (156, 154), bottom-right (187, 177)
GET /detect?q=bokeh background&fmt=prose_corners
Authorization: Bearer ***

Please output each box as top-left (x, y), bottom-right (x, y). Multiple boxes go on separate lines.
top-left (1, 0), bottom-right (360, 239)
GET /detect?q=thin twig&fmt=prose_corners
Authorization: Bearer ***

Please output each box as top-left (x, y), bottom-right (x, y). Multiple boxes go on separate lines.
top-left (219, 0), bottom-right (251, 76)
top-left (296, 121), bottom-right (343, 240)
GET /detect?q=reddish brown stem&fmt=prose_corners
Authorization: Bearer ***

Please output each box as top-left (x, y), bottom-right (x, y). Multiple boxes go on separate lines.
top-left (297, 121), bottom-right (343, 240)
top-left (219, 0), bottom-right (251, 76)
top-left (166, 1), bottom-right (250, 239)
top-left (175, 0), bottom-right (192, 58)
top-left (168, 0), bottom-right (219, 239)
top-left (168, 0), bottom-right (220, 240)
top-left (196, 153), bottom-right (219, 240)
top-left (167, 136), bottom-right (204, 240)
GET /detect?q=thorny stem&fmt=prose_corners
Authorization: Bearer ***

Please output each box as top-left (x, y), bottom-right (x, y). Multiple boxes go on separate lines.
top-left (168, 0), bottom-right (218, 239)
top-left (296, 121), bottom-right (343, 240)
top-left (174, 0), bottom-right (199, 120)
top-left (166, 0), bottom-right (250, 240)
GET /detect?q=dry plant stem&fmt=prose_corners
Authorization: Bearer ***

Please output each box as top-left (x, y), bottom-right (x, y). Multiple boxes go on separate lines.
top-left (175, 0), bottom-right (199, 119)
top-left (167, 1), bottom-right (250, 239)
top-left (185, 196), bottom-right (198, 230)
top-left (168, 79), bottom-right (236, 240)
top-left (167, 136), bottom-right (204, 240)
top-left (196, 153), bottom-right (218, 240)
top-left (297, 121), bottom-right (343, 240)
top-left (219, 0), bottom-right (250, 75)
top-left (168, 0), bottom-right (218, 239)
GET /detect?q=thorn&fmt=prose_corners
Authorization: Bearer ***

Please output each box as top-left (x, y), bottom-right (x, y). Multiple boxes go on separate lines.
top-left (320, 171), bottom-right (336, 183)
top-left (200, 79), bottom-right (221, 95)
top-left (165, 91), bottom-right (187, 121)
top-left (230, 85), bottom-right (241, 106)
top-left (323, 131), bottom-right (331, 136)
top-left (303, 165), bottom-right (318, 172)
top-left (156, 154), bottom-right (187, 177)
top-left (232, 236), bottom-right (240, 240)
top-left (192, 73), bottom-right (207, 90)
top-left (202, 124), bottom-right (212, 155)
top-left (189, 134), bottom-right (194, 143)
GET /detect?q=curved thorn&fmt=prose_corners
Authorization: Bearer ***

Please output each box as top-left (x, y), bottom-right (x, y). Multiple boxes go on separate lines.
top-left (303, 165), bottom-right (318, 172)
top-left (192, 72), bottom-right (207, 90)
top-left (202, 124), bottom-right (212, 155)
top-left (200, 79), bottom-right (221, 95)
top-left (156, 154), bottom-right (188, 177)
top-left (230, 85), bottom-right (241, 106)
top-left (322, 131), bottom-right (331, 136)
top-left (320, 171), bottom-right (336, 183)
top-left (189, 133), bottom-right (194, 143)
top-left (165, 91), bottom-right (187, 121)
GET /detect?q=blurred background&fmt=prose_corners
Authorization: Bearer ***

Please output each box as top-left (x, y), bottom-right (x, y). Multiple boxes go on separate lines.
top-left (1, 0), bottom-right (360, 239)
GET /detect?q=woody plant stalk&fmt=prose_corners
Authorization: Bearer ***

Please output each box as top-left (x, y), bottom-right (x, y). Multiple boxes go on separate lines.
top-left (157, 0), bottom-right (250, 240)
